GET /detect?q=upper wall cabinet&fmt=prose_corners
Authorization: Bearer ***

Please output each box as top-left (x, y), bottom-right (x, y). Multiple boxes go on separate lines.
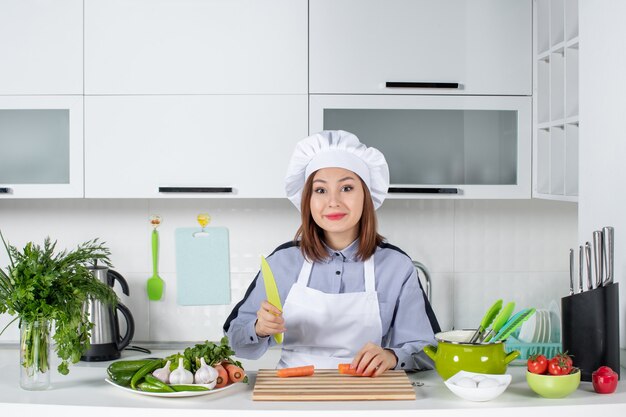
top-left (0, 0), bottom-right (83, 95)
top-left (0, 96), bottom-right (84, 198)
top-left (311, 95), bottom-right (532, 199)
top-left (310, 0), bottom-right (532, 96)
top-left (84, 95), bottom-right (308, 198)
top-left (84, 0), bottom-right (308, 95)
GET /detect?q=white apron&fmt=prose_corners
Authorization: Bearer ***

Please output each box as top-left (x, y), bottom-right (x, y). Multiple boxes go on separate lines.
top-left (278, 256), bottom-right (383, 369)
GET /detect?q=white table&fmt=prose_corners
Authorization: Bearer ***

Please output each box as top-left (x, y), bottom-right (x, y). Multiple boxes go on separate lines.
top-left (1, 344), bottom-right (625, 417)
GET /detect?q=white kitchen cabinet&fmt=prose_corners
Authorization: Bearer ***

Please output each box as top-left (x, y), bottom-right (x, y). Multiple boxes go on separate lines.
top-left (533, 0), bottom-right (579, 202)
top-left (311, 95), bottom-right (532, 199)
top-left (0, 96), bottom-right (84, 198)
top-left (0, 0), bottom-right (83, 95)
top-left (84, 0), bottom-right (307, 95)
top-left (84, 95), bottom-right (308, 198)
top-left (310, 0), bottom-right (532, 96)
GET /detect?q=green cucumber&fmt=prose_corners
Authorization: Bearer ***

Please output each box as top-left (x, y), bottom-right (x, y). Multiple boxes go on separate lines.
top-left (107, 369), bottom-right (135, 387)
top-left (108, 359), bottom-right (157, 374)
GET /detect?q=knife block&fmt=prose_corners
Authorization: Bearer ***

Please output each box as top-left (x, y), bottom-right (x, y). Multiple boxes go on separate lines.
top-left (561, 282), bottom-right (620, 382)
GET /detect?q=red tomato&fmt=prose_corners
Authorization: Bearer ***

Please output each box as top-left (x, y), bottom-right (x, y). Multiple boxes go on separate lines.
top-left (548, 353), bottom-right (573, 375)
top-left (527, 354), bottom-right (548, 374)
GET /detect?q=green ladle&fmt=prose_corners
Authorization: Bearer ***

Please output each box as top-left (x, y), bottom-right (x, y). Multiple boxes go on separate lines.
top-left (468, 299), bottom-right (502, 343)
top-left (147, 228), bottom-right (164, 301)
top-left (482, 301), bottom-right (516, 343)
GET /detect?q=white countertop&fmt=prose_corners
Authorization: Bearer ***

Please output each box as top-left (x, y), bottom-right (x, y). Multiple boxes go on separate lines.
top-left (1, 345), bottom-right (625, 417)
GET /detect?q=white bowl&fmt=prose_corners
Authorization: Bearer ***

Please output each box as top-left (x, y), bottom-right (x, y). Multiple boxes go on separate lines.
top-left (444, 371), bottom-right (512, 402)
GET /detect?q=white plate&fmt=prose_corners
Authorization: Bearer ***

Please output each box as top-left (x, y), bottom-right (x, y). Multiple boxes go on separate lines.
top-left (532, 310), bottom-right (543, 343)
top-left (518, 311), bottom-right (537, 343)
top-left (535, 310), bottom-right (542, 343)
top-left (548, 300), bottom-right (561, 343)
top-left (537, 310), bottom-right (547, 343)
top-left (104, 378), bottom-right (237, 398)
top-left (543, 309), bottom-right (551, 343)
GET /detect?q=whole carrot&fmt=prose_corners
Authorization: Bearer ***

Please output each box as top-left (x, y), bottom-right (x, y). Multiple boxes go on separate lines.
top-left (214, 363), bottom-right (229, 388)
top-left (338, 363), bottom-right (360, 375)
top-left (276, 365), bottom-right (315, 378)
top-left (223, 362), bottom-right (245, 383)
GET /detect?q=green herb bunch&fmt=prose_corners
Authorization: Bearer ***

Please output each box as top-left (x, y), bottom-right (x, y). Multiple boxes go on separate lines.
top-left (0, 231), bottom-right (119, 375)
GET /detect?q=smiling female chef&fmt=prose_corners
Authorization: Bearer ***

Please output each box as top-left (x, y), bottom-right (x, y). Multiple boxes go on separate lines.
top-left (224, 130), bottom-right (439, 376)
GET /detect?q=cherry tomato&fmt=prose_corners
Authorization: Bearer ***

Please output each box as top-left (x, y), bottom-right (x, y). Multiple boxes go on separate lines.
top-left (527, 354), bottom-right (548, 374)
top-left (548, 352), bottom-right (573, 375)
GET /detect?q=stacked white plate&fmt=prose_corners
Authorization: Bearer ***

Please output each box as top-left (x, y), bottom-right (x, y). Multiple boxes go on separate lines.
top-left (518, 302), bottom-right (560, 343)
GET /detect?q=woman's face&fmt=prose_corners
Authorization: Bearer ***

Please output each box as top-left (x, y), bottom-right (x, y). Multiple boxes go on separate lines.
top-left (309, 167), bottom-right (365, 248)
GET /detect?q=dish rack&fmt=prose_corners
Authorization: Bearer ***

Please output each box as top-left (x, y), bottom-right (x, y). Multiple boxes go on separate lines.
top-left (505, 335), bottom-right (562, 361)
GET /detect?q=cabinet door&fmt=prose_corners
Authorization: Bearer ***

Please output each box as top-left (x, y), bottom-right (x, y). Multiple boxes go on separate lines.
top-left (0, 96), bottom-right (84, 198)
top-left (0, 0), bottom-right (83, 94)
top-left (310, 95), bottom-right (531, 199)
top-left (85, 95), bottom-right (308, 198)
top-left (84, 0), bottom-right (307, 94)
top-left (310, 0), bottom-right (531, 95)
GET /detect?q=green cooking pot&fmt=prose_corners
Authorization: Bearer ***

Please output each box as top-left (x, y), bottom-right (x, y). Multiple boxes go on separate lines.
top-left (423, 330), bottom-right (520, 380)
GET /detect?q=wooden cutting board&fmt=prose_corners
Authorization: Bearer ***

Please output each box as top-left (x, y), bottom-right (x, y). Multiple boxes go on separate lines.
top-left (252, 369), bottom-right (416, 401)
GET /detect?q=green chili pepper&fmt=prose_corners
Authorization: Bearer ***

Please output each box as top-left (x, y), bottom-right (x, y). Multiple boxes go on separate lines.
top-left (137, 382), bottom-right (171, 393)
top-left (144, 374), bottom-right (176, 392)
top-left (170, 384), bottom-right (210, 392)
top-left (130, 359), bottom-right (164, 389)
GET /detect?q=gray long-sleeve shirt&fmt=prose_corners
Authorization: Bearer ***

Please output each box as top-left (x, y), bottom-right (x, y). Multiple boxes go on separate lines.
top-left (223, 240), bottom-right (440, 371)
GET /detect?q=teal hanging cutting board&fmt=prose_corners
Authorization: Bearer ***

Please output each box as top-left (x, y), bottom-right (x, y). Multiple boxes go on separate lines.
top-left (175, 227), bottom-right (231, 305)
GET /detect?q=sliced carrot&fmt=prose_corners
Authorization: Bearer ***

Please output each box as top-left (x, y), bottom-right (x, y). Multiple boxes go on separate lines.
top-left (214, 364), bottom-right (229, 388)
top-left (223, 362), bottom-right (246, 383)
top-left (276, 365), bottom-right (315, 378)
top-left (338, 363), bottom-right (360, 375)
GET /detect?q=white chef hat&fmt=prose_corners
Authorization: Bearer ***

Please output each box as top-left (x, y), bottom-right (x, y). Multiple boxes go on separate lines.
top-left (285, 130), bottom-right (389, 211)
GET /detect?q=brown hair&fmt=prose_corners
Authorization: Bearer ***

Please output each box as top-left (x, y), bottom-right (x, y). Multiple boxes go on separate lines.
top-left (294, 172), bottom-right (384, 262)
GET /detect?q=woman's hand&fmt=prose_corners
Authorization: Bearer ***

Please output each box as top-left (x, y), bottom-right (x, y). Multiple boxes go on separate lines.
top-left (254, 300), bottom-right (286, 338)
top-left (351, 342), bottom-right (398, 377)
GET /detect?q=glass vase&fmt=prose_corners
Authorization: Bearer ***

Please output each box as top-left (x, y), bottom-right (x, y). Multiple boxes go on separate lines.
top-left (19, 318), bottom-right (51, 390)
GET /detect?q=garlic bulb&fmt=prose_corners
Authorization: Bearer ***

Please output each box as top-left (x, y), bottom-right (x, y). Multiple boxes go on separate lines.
top-left (169, 357), bottom-right (194, 385)
top-left (152, 360), bottom-right (172, 384)
top-left (194, 357), bottom-right (219, 385)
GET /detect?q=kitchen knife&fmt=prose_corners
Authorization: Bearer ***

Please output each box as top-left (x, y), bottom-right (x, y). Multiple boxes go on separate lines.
top-left (578, 245), bottom-right (584, 293)
top-left (568, 248), bottom-right (574, 295)
top-left (585, 242), bottom-right (593, 291)
top-left (603, 226), bottom-right (614, 286)
top-left (260, 256), bottom-right (284, 344)
top-left (593, 231), bottom-right (604, 288)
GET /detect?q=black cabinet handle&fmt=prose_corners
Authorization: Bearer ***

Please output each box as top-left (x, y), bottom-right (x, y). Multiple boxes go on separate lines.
top-left (386, 82), bottom-right (460, 89)
top-left (388, 187), bottom-right (458, 194)
top-left (0, 187), bottom-right (13, 194)
top-left (158, 187), bottom-right (233, 193)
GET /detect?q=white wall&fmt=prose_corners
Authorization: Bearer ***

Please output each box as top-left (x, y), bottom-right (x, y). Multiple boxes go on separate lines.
top-left (579, 1), bottom-right (626, 347)
top-left (0, 198), bottom-right (577, 343)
